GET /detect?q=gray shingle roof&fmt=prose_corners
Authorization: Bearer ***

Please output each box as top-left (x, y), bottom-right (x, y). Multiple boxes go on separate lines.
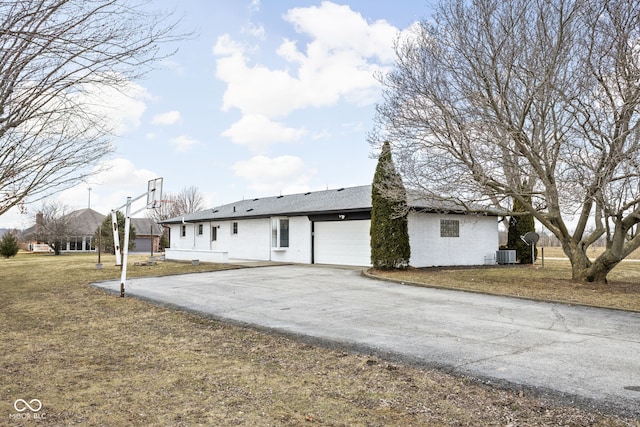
top-left (66, 208), bottom-right (105, 235)
top-left (130, 217), bottom-right (164, 236)
top-left (161, 185), bottom-right (372, 224)
top-left (161, 185), bottom-right (503, 224)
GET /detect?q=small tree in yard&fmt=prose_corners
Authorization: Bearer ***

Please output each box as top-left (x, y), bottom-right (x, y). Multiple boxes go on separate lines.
top-left (370, 141), bottom-right (411, 269)
top-left (0, 232), bottom-right (20, 258)
top-left (95, 212), bottom-right (136, 255)
top-left (34, 201), bottom-right (74, 255)
top-left (507, 196), bottom-right (537, 264)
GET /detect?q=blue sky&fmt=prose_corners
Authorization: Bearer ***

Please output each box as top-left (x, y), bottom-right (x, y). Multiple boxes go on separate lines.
top-left (2, 0), bottom-right (434, 229)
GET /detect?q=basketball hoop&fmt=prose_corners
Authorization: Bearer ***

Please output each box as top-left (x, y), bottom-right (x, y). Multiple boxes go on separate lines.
top-left (147, 178), bottom-right (163, 209)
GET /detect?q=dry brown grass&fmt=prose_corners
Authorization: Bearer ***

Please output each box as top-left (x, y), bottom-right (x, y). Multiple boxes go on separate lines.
top-left (372, 247), bottom-right (640, 312)
top-left (541, 245), bottom-right (640, 260)
top-left (1, 252), bottom-right (638, 426)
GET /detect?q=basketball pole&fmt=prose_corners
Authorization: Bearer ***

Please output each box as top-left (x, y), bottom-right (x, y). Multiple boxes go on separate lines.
top-left (120, 197), bottom-right (132, 297)
top-left (112, 178), bottom-right (162, 298)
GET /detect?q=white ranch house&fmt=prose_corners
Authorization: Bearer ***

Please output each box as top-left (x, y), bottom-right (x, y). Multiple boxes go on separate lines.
top-left (161, 185), bottom-right (501, 267)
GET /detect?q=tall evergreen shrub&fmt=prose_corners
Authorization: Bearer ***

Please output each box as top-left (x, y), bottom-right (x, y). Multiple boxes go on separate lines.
top-left (507, 196), bottom-right (537, 263)
top-left (370, 141), bottom-right (411, 269)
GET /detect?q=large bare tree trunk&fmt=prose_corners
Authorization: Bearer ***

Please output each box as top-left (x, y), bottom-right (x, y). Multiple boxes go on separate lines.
top-left (371, 0), bottom-right (640, 284)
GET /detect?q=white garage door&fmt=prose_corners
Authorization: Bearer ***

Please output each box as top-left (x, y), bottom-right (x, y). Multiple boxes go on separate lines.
top-left (314, 220), bottom-right (371, 266)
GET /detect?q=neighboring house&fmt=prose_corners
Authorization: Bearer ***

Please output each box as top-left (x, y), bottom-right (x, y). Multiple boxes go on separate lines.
top-left (130, 217), bottom-right (164, 253)
top-left (21, 208), bottom-right (103, 252)
top-left (161, 185), bottom-right (501, 267)
top-left (21, 208), bottom-right (163, 253)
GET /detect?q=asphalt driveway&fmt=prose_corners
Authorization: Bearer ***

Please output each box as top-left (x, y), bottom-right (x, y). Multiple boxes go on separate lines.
top-left (93, 265), bottom-right (640, 417)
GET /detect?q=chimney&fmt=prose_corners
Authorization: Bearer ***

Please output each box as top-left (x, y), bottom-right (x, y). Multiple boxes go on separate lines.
top-left (35, 212), bottom-right (43, 235)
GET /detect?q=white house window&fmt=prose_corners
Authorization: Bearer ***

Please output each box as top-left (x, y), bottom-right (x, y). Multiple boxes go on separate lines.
top-left (69, 236), bottom-right (83, 251)
top-left (211, 226), bottom-right (217, 242)
top-left (181, 225), bottom-right (186, 237)
top-left (271, 218), bottom-right (289, 248)
top-left (231, 222), bottom-right (238, 235)
top-left (198, 224), bottom-right (203, 235)
top-left (440, 219), bottom-right (460, 237)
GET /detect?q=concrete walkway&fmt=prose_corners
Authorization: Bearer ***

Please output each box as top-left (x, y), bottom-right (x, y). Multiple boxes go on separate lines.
top-left (93, 265), bottom-right (640, 417)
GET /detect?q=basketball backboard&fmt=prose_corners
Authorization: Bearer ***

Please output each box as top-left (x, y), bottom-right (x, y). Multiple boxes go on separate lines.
top-left (147, 178), bottom-right (163, 208)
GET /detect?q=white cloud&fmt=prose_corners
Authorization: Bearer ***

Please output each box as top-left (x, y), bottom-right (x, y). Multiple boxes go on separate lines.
top-left (248, 0), bottom-right (260, 13)
top-left (78, 78), bottom-right (151, 134)
top-left (283, 2), bottom-right (397, 63)
top-left (232, 155), bottom-right (316, 194)
top-left (213, 34), bottom-right (246, 56)
top-left (170, 135), bottom-right (199, 153)
top-left (243, 23), bottom-right (265, 39)
top-left (152, 110), bottom-right (182, 126)
top-left (59, 158), bottom-right (159, 214)
top-left (213, 1), bottom-right (400, 119)
top-left (221, 114), bottom-right (305, 152)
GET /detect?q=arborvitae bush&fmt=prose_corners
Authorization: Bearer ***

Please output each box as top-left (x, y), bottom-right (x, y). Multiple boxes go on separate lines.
top-left (507, 196), bottom-right (537, 263)
top-left (370, 141), bottom-right (411, 269)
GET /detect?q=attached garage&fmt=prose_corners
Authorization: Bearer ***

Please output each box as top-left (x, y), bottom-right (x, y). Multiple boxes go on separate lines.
top-left (313, 219), bottom-right (371, 266)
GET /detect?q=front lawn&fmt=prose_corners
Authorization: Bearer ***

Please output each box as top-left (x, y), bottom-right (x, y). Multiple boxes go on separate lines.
top-left (1, 253), bottom-right (637, 425)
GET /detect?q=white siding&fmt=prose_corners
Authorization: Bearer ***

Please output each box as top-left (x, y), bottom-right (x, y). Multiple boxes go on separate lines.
top-left (270, 216), bottom-right (312, 263)
top-left (225, 218), bottom-right (271, 260)
top-left (166, 211), bottom-right (499, 267)
top-left (314, 220), bottom-right (371, 266)
top-left (167, 217), bottom-right (312, 263)
top-left (408, 212), bottom-right (498, 267)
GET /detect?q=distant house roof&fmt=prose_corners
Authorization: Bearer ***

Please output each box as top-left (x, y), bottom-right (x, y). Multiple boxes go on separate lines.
top-left (21, 208), bottom-right (162, 237)
top-left (66, 208), bottom-right (105, 235)
top-left (131, 217), bottom-right (164, 236)
top-left (161, 185), bottom-right (502, 224)
top-left (21, 208), bottom-right (105, 237)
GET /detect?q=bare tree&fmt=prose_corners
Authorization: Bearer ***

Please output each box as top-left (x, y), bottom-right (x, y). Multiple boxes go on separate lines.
top-left (371, 0), bottom-right (640, 283)
top-left (31, 201), bottom-right (74, 255)
top-left (148, 185), bottom-right (205, 222)
top-left (0, 0), bottom-right (181, 217)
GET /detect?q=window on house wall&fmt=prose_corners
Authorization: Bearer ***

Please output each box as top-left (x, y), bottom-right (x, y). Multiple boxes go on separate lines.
top-left (198, 224), bottom-right (203, 235)
top-left (211, 226), bottom-right (217, 242)
top-left (232, 222), bottom-right (238, 235)
top-left (68, 236), bottom-right (84, 251)
top-left (440, 219), bottom-right (460, 237)
top-left (271, 218), bottom-right (289, 248)
top-left (181, 225), bottom-right (186, 237)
